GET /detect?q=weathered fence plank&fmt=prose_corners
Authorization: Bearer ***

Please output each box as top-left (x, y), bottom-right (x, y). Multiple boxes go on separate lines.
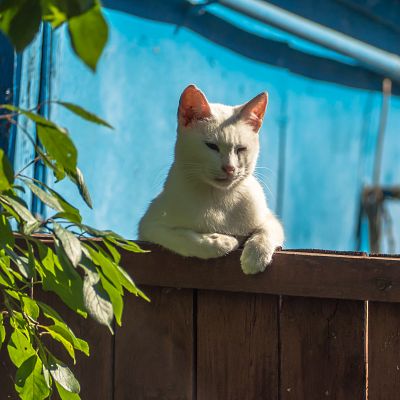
top-left (368, 301), bottom-right (400, 400)
top-left (114, 286), bottom-right (194, 400)
top-left (6, 236), bottom-right (400, 399)
top-left (197, 290), bottom-right (279, 400)
top-left (125, 244), bottom-right (400, 303)
top-left (280, 296), bottom-right (366, 400)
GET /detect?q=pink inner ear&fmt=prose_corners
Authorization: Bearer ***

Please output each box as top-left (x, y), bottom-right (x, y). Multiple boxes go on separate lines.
top-left (241, 92), bottom-right (268, 132)
top-left (178, 85), bottom-right (211, 127)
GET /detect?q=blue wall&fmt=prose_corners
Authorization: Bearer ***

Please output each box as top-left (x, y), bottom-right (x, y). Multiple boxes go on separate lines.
top-left (8, 1), bottom-right (400, 251)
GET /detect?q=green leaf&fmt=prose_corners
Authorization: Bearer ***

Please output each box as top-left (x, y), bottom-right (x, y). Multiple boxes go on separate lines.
top-left (7, 328), bottom-right (35, 368)
top-left (41, 2), bottom-right (68, 28)
top-left (43, 325), bottom-right (76, 362)
top-left (21, 296), bottom-right (39, 320)
top-left (55, 239), bottom-right (76, 279)
top-left (68, 167), bottom-right (93, 209)
top-left (45, 191), bottom-right (81, 224)
top-left (0, 194), bottom-right (39, 234)
top-left (99, 271), bottom-right (123, 326)
top-left (103, 240), bottom-right (121, 263)
top-left (0, 214), bottom-right (14, 247)
top-left (48, 355), bottom-right (80, 393)
top-left (0, 257), bottom-right (15, 286)
top-left (52, 212), bottom-right (81, 223)
top-left (23, 180), bottom-right (64, 212)
top-left (0, 269), bottom-right (12, 287)
top-left (0, 0), bottom-right (41, 52)
top-left (4, 248), bottom-right (33, 279)
top-left (107, 236), bottom-right (148, 253)
top-left (26, 178), bottom-right (82, 223)
top-left (83, 244), bottom-right (122, 293)
top-left (41, 0), bottom-right (95, 27)
top-left (68, 3), bottom-right (108, 71)
top-left (53, 222), bottom-right (82, 267)
top-left (38, 301), bottom-right (89, 356)
top-left (114, 263), bottom-right (150, 302)
top-left (0, 314), bottom-right (6, 350)
top-left (13, 185), bottom-right (26, 193)
top-left (15, 355), bottom-right (50, 400)
top-left (41, 361), bottom-right (52, 391)
top-left (35, 242), bottom-right (87, 317)
top-left (83, 270), bottom-right (113, 332)
top-left (56, 381), bottom-right (81, 400)
top-left (0, 148), bottom-right (14, 190)
top-left (56, 101), bottom-right (113, 129)
top-left (36, 124), bottom-right (77, 173)
top-left (1, 105), bottom-right (64, 130)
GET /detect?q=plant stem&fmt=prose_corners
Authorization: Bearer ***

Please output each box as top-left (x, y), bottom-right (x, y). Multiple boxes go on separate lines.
top-left (14, 156), bottom-right (41, 178)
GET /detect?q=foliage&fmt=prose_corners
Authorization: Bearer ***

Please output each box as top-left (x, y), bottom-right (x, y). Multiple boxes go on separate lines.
top-left (0, 2), bottom-right (147, 398)
top-left (0, 102), bottom-right (149, 398)
top-left (0, 0), bottom-right (108, 70)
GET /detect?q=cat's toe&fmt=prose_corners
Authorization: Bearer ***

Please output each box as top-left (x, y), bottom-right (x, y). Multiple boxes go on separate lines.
top-left (240, 242), bottom-right (275, 275)
top-left (216, 235), bottom-right (239, 255)
top-left (201, 234), bottom-right (238, 258)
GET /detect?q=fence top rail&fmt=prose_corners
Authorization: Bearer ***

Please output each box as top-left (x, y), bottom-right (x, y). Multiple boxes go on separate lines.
top-left (23, 235), bottom-right (400, 303)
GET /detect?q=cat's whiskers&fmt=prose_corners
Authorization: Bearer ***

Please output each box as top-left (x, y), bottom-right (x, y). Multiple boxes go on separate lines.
top-left (151, 163), bottom-right (172, 191)
top-left (182, 164), bottom-right (206, 187)
top-left (253, 171), bottom-right (274, 199)
top-left (255, 166), bottom-right (276, 178)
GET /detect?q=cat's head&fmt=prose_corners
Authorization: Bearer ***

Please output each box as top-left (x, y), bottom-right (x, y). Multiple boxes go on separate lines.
top-left (175, 84), bottom-right (267, 190)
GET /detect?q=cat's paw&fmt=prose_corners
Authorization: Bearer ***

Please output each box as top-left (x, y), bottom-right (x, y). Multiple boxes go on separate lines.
top-left (199, 233), bottom-right (239, 258)
top-left (240, 237), bottom-right (276, 275)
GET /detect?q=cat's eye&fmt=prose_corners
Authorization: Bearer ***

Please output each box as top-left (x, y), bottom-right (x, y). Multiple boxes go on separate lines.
top-left (205, 142), bottom-right (219, 152)
top-left (236, 146), bottom-right (247, 154)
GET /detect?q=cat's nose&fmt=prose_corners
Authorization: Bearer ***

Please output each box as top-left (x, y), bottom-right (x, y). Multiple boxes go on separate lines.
top-left (222, 165), bottom-right (235, 175)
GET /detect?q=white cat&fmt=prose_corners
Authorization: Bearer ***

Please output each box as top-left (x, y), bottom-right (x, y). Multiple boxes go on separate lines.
top-left (139, 85), bottom-right (284, 274)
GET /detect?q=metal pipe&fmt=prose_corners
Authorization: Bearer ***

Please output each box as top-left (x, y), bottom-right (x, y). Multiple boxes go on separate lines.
top-left (218, 0), bottom-right (400, 81)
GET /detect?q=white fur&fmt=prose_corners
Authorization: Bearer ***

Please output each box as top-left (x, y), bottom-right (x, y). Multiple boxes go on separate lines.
top-left (139, 89), bottom-right (284, 274)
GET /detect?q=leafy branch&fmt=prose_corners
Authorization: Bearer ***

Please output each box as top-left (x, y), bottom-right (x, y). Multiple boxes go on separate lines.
top-left (0, 0), bottom-right (108, 70)
top-left (0, 102), bottom-right (149, 400)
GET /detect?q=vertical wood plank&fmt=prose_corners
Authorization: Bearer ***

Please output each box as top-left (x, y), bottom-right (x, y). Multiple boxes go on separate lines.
top-left (368, 301), bottom-right (400, 399)
top-left (280, 296), bottom-right (366, 400)
top-left (114, 286), bottom-right (193, 400)
top-left (197, 290), bottom-right (279, 400)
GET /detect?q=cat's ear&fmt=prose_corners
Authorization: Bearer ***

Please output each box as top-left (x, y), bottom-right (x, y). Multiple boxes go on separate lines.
top-left (240, 92), bottom-right (268, 132)
top-left (178, 85), bottom-right (211, 127)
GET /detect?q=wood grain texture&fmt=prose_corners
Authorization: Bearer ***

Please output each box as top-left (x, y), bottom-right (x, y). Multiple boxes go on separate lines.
top-left (39, 290), bottom-right (113, 400)
top-left (122, 244), bottom-right (400, 303)
top-left (368, 301), bottom-right (400, 400)
top-left (197, 290), bottom-right (279, 400)
top-left (114, 286), bottom-right (193, 400)
top-left (280, 296), bottom-right (366, 400)
top-left (17, 236), bottom-right (400, 302)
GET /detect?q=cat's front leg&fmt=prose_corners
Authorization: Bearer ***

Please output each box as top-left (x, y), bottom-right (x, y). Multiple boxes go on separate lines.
top-left (240, 212), bottom-right (284, 274)
top-left (140, 224), bottom-right (239, 259)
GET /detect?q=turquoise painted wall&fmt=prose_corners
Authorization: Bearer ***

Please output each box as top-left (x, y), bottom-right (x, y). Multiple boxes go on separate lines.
top-left (10, 2), bottom-right (400, 251)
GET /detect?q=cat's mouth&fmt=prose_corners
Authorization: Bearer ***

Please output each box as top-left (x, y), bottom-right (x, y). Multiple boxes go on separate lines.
top-left (214, 176), bottom-right (236, 184)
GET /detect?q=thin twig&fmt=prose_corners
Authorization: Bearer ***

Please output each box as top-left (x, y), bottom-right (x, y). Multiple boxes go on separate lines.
top-left (0, 112), bottom-right (19, 120)
top-left (7, 118), bottom-right (37, 147)
top-left (14, 156), bottom-right (41, 178)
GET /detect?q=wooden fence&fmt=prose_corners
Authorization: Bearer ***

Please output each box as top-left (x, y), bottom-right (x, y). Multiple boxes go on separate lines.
top-left (2, 243), bottom-right (400, 399)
